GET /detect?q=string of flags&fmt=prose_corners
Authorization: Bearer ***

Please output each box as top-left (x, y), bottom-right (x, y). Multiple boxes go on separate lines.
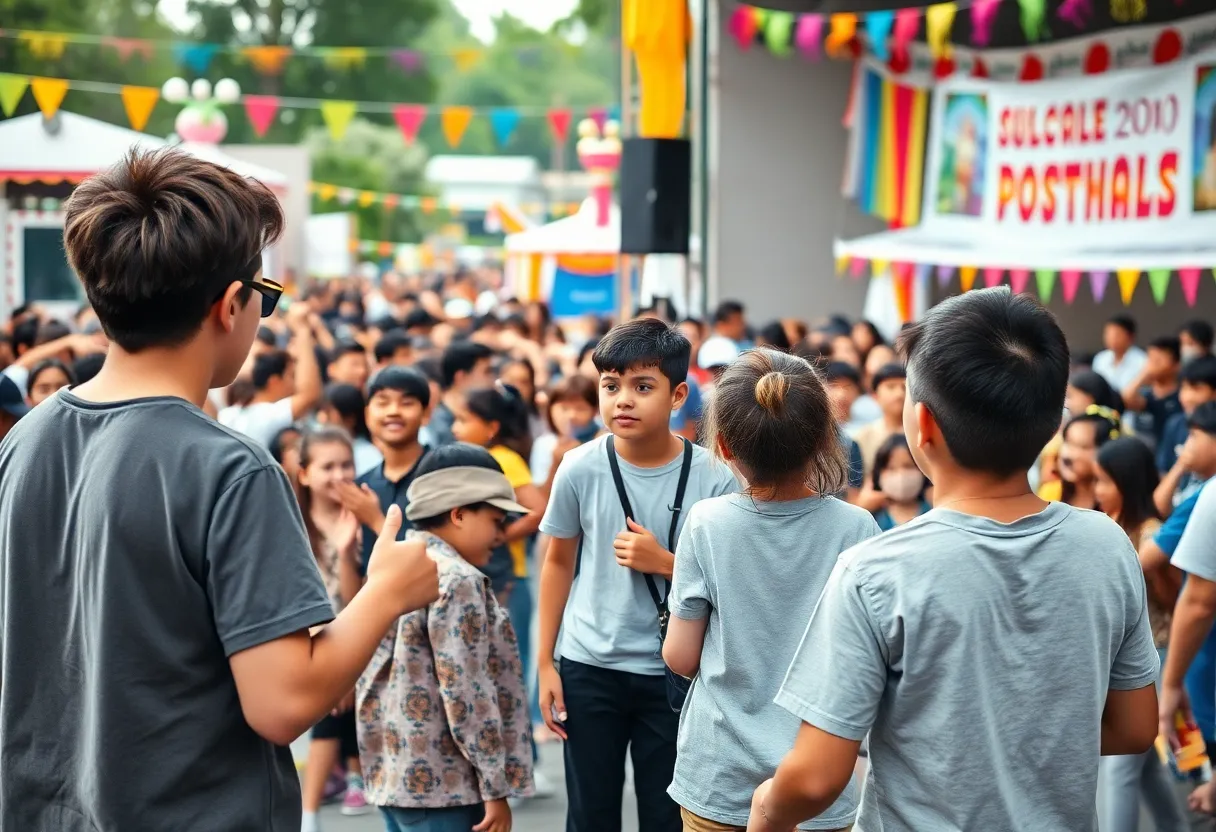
top-left (0, 28), bottom-right (589, 77)
top-left (309, 181), bottom-right (582, 218)
top-left (0, 72), bottom-right (616, 147)
top-left (837, 257), bottom-right (1215, 313)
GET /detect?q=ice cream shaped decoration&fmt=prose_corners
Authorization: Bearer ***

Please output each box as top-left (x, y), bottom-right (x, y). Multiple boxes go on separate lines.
top-left (576, 118), bottom-right (622, 228)
top-left (161, 77), bottom-right (241, 144)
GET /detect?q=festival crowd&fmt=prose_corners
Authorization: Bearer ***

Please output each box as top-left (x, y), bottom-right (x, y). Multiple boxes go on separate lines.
top-left (0, 148), bottom-right (1213, 832)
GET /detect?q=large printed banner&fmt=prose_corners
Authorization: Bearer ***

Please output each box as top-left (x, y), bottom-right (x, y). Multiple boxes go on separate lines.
top-left (925, 56), bottom-right (1216, 248)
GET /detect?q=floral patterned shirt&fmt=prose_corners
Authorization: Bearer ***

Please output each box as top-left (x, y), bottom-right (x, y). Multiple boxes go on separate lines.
top-left (356, 531), bottom-right (534, 809)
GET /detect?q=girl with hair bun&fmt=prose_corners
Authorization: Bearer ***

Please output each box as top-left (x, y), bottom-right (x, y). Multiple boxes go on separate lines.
top-left (662, 348), bottom-right (880, 832)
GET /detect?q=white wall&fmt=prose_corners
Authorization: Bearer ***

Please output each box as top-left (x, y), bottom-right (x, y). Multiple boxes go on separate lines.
top-left (710, 3), bottom-right (884, 324)
top-left (222, 145), bottom-right (310, 279)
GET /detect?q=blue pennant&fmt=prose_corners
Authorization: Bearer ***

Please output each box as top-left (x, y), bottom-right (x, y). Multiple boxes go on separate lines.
top-left (489, 108), bottom-right (521, 146)
top-left (172, 43), bottom-right (219, 74)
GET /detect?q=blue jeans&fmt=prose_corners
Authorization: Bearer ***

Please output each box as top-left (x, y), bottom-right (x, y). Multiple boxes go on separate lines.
top-left (380, 805), bottom-right (483, 832)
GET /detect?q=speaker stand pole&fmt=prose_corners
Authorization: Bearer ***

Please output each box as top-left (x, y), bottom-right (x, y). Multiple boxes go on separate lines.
top-left (617, 0), bottom-right (634, 324)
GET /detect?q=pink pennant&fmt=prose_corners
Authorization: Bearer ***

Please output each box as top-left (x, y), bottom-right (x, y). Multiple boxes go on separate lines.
top-left (1089, 270), bottom-right (1111, 303)
top-left (728, 6), bottom-right (760, 51)
top-left (588, 107), bottom-right (608, 132)
top-left (935, 264), bottom-right (956, 288)
top-left (794, 14), bottom-right (824, 61)
top-left (984, 267), bottom-right (1004, 288)
top-left (892, 9), bottom-right (920, 59)
top-left (105, 37), bottom-right (154, 62)
top-left (849, 257), bottom-right (867, 279)
top-left (243, 95), bottom-right (280, 138)
top-left (393, 105), bottom-right (427, 143)
top-left (390, 49), bottom-right (423, 73)
top-left (1179, 268), bottom-right (1201, 307)
top-left (1061, 269), bottom-right (1082, 304)
top-left (1009, 268), bottom-right (1030, 294)
top-left (970, 0), bottom-right (1001, 48)
top-left (1057, 0), bottom-right (1093, 30)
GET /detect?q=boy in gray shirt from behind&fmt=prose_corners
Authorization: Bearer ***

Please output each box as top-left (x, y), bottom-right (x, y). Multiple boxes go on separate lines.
top-left (747, 288), bottom-right (1160, 832)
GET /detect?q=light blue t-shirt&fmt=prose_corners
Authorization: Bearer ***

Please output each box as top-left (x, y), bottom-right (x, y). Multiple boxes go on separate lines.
top-left (776, 503), bottom-right (1158, 832)
top-left (668, 494), bottom-right (879, 829)
top-left (538, 434), bottom-right (738, 675)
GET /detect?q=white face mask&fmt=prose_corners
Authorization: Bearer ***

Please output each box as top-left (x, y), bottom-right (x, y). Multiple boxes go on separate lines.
top-left (880, 469), bottom-right (924, 503)
top-left (1182, 346), bottom-right (1205, 364)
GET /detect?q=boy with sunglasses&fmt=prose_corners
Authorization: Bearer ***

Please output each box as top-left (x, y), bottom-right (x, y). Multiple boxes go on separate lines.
top-left (0, 148), bottom-right (440, 831)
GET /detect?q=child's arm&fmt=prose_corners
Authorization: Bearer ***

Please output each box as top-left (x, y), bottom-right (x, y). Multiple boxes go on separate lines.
top-left (665, 516), bottom-right (710, 678)
top-left (537, 535), bottom-right (579, 738)
top-left (502, 482), bottom-right (545, 541)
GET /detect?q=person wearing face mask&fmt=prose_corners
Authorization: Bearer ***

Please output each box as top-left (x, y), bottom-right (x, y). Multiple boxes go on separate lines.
top-left (1180, 320), bottom-right (1214, 365)
top-left (871, 433), bottom-right (931, 531)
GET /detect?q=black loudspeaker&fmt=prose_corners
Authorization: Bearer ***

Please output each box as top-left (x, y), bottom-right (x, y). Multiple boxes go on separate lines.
top-left (619, 137), bottom-right (692, 255)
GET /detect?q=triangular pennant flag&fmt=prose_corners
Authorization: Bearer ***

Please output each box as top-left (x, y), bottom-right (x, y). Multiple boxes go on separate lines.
top-left (1116, 268), bottom-right (1140, 305)
top-left (30, 77), bottom-right (69, 120)
top-left (765, 11), bottom-right (795, 56)
top-left (936, 264), bottom-right (956, 288)
top-left (357, 190), bottom-right (377, 208)
top-left (321, 47), bottom-right (367, 70)
top-left (317, 183), bottom-right (338, 202)
top-left (849, 257), bottom-right (867, 279)
top-left (893, 9), bottom-right (920, 59)
top-left (320, 100), bottom-right (357, 142)
top-left (1061, 269), bottom-right (1082, 304)
top-left (835, 254), bottom-right (849, 275)
top-left (1035, 268), bottom-right (1057, 303)
top-left (441, 106), bottom-right (474, 148)
top-left (0, 74), bottom-right (29, 118)
top-left (383, 194), bottom-right (400, 210)
top-left (914, 262), bottom-right (933, 288)
top-left (548, 108), bottom-right (573, 143)
top-left (983, 267), bottom-right (1004, 288)
top-left (1148, 268), bottom-right (1170, 305)
top-left (728, 6), bottom-right (761, 51)
top-left (795, 15), bottom-right (824, 61)
top-left (1179, 268), bottom-right (1201, 307)
top-left (452, 47), bottom-right (483, 73)
top-left (244, 95), bottom-right (280, 138)
top-left (865, 10), bottom-right (896, 60)
top-left (120, 85), bottom-right (159, 132)
top-left (393, 105), bottom-right (427, 144)
top-left (106, 37), bottom-right (153, 62)
top-left (893, 262), bottom-right (914, 323)
top-left (20, 33), bottom-right (66, 60)
top-left (336, 188), bottom-right (356, 205)
top-left (926, 3), bottom-right (958, 59)
top-left (391, 49), bottom-right (424, 73)
top-left (588, 106), bottom-right (608, 132)
top-left (1017, 0), bottom-right (1049, 42)
top-left (825, 14), bottom-right (858, 59)
top-left (960, 265), bottom-right (977, 292)
top-left (172, 42), bottom-right (219, 74)
top-left (1089, 270), bottom-right (1110, 302)
top-left (243, 45), bottom-right (292, 75)
top-left (970, 0), bottom-right (1002, 47)
top-left (1009, 268), bottom-right (1030, 294)
top-left (490, 108), bottom-right (521, 146)
top-left (870, 259), bottom-right (890, 277)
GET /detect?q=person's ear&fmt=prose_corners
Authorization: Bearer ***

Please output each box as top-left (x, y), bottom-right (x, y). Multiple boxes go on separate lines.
top-left (213, 281), bottom-right (245, 334)
top-left (914, 402), bottom-right (939, 449)
top-left (716, 434), bottom-right (734, 461)
top-left (671, 381), bottom-right (689, 412)
top-left (450, 507), bottom-right (465, 528)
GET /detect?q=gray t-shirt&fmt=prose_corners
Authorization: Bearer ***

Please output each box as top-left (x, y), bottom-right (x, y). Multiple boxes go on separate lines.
top-left (539, 434), bottom-right (738, 674)
top-left (0, 391), bottom-right (334, 831)
top-left (668, 494), bottom-right (880, 829)
top-left (1172, 479), bottom-right (1216, 580)
top-left (776, 503), bottom-right (1158, 832)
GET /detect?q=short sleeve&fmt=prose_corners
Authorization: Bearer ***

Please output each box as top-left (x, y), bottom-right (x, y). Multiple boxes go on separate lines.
top-left (774, 559), bottom-right (887, 741)
top-left (205, 465), bottom-right (334, 656)
top-left (669, 517), bottom-right (709, 621)
top-left (1171, 485), bottom-right (1216, 580)
top-left (250, 398), bottom-right (294, 436)
top-left (1109, 574), bottom-right (1161, 691)
top-left (491, 447), bottom-right (532, 489)
top-left (538, 455), bottom-right (581, 539)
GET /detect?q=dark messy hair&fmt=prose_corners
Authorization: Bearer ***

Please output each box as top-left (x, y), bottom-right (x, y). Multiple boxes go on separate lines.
top-left (440, 340), bottom-right (494, 389)
top-left (592, 317), bottom-right (690, 388)
top-left (1095, 437), bottom-right (1160, 535)
top-left (463, 382), bottom-right (531, 458)
top-left (268, 425), bottom-right (302, 466)
top-left (63, 147), bottom-right (283, 352)
top-left (321, 383), bottom-right (369, 440)
top-left (28, 358), bottom-right (77, 393)
top-left (252, 350), bottom-right (290, 391)
top-left (295, 426), bottom-right (355, 565)
top-left (411, 442), bottom-right (503, 530)
top-left (374, 329), bottom-right (414, 364)
top-left (544, 374), bottom-right (599, 434)
top-left (499, 357), bottom-right (539, 416)
top-left (712, 300), bottom-right (744, 324)
top-left (367, 366), bottom-right (431, 408)
top-left (1182, 320), bottom-right (1215, 351)
top-left (1069, 370), bottom-right (1124, 414)
top-left (705, 348), bottom-right (848, 495)
top-left (1148, 335), bottom-right (1181, 364)
top-left (897, 287), bottom-right (1069, 477)
top-left (756, 321), bottom-right (792, 352)
top-left (1107, 315), bottom-right (1137, 338)
top-left (1181, 355), bottom-right (1216, 389)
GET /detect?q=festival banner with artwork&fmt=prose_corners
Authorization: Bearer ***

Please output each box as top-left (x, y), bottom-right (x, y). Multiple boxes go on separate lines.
top-left (924, 55), bottom-right (1216, 250)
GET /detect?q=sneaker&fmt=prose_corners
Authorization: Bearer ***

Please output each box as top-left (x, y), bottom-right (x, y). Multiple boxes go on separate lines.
top-left (321, 769), bottom-right (346, 804)
top-left (340, 786), bottom-right (372, 816)
top-left (531, 769), bottom-right (557, 799)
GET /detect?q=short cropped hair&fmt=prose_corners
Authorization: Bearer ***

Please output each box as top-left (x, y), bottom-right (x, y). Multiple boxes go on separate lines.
top-left (252, 350), bottom-right (290, 391)
top-left (1107, 315), bottom-right (1137, 338)
top-left (898, 287), bottom-right (1069, 477)
top-left (367, 366), bottom-right (431, 408)
top-left (592, 318), bottom-right (690, 388)
top-left (63, 148), bottom-right (283, 352)
top-left (1181, 355), bottom-right (1216, 389)
top-left (374, 329), bottom-right (413, 363)
top-left (440, 340), bottom-right (494, 389)
top-left (1183, 320), bottom-right (1215, 351)
top-left (1148, 335), bottom-right (1181, 364)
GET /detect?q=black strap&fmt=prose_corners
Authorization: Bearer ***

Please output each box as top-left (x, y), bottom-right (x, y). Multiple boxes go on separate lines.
top-left (605, 436), bottom-right (694, 615)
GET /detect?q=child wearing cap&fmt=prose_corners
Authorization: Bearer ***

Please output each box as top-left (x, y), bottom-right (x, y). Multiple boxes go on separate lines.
top-left (357, 442), bottom-right (534, 832)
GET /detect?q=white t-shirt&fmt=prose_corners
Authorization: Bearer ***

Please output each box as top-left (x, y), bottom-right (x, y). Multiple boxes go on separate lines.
top-left (1092, 347), bottom-right (1148, 392)
top-left (217, 400), bottom-right (294, 447)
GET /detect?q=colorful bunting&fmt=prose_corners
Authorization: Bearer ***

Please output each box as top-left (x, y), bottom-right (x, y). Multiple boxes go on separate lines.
top-left (970, 0), bottom-right (1002, 48)
top-left (390, 49), bottom-right (424, 73)
top-left (915, 262), bottom-right (933, 290)
top-left (1179, 268), bottom-right (1202, 307)
top-left (1090, 270), bottom-right (1111, 302)
top-left (548, 108), bottom-right (573, 144)
top-left (925, 3), bottom-right (957, 59)
top-left (357, 190), bottom-right (377, 208)
top-left (1116, 268), bottom-right (1140, 305)
top-left (765, 11), bottom-right (795, 57)
top-left (105, 37), bottom-right (154, 62)
top-left (795, 14), bottom-right (824, 61)
top-left (893, 262), bottom-right (915, 323)
top-left (0, 74), bottom-right (29, 118)
top-left (728, 6), bottom-right (761, 51)
top-left (960, 265), bottom-right (977, 292)
top-left (243, 45), bottom-right (292, 75)
top-left (1057, 0), bottom-right (1093, 29)
top-left (120, 85), bottom-right (159, 132)
top-left (29, 77), bottom-right (68, 119)
top-left (1009, 268), bottom-right (1030, 294)
top-left (1061, 270), bottom-right (1083, 304)
top-left (936, 264), bottom-right (956, 288)
top-left (19, 33), bottom-right (66, 60)
top-left (320, 47), bottom-right (368, 70)
top-left (1018, 0), bottom-right (1049, 42)
top-left (588, 106), bottom-right (609, 132)
top-left (1148, 268), bottom-right (1170, 305)
top-left (244, 95), bottom-right (280, 138)
top-left (392, 104), bottom-right (427, 144)
top-left (983, 267), bottom-right (1004, 288)
top-left (1035, 268), bottom-right (1056, 303)
top-left (1110, 0), bottom-right (1147, 25)
top-left (490, 108), bottom-right (521, 146)
top-left (850, 257), bottom-right (867, 279)
top-left (871, 259), bottom-right (890, 277)
top-left (864, 11), bottom-right (895, 61)
top-left (320, 100), bottom-right (357, 141)
top-left (835, 254), bottom-right (849, 275)
top-left (441, 106), bottom-right (474, 148)
top-left (451, 47), bottom-right (482, 73)
top-left (826, 14), bottom-right (858, 60)
top-left (172, 43), bottom-right (218, 74)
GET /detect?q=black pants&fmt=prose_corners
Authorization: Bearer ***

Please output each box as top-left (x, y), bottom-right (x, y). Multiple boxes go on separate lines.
top-left (560, 658), bottom-right (680, 832)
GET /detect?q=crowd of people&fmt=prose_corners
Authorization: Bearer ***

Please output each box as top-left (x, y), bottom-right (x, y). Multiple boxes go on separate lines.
top-left (0, 146), bottom-right (1212, 832)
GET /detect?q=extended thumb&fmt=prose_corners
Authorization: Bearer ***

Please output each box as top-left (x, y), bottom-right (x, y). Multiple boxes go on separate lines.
top-left (379, 505), bottom-right (403, 539)
top-left (626, 518), bottom-right (647, 533)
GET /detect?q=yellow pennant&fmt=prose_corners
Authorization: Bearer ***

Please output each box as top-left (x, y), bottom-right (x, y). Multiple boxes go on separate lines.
top-left (322, 47), bottom-right (367, 70)
top-left (357, 190), bottom-right (377, 208)
top-left (317, 183), bottom-right (338, 202)
top-left (451, 47), bottom-right (483, 73)
top-left (925, 3), bottom-right (958, 59)
top-left (121, 85), bottom-right (159, 132)
top-left (959, 265), bottom-right (977, 292)
top-left (1116, 268), bottom-right (1141, 305)
top-left (825, 14), bottom-right (858, 59)
top-left (441, 106), bottom-right (474, 147)
top-left (870, 259), bottom-right (890, 277)
top-left (30, 77), bottom-right (69, 119)
top-left (20, 33), bottom-right (66, 60)
top-left (320, 100), bottom-right (357, 141)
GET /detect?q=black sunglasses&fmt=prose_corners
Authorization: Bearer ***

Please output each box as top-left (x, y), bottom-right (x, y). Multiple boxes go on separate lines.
top-left (214, 277), bottom-right (284, 318)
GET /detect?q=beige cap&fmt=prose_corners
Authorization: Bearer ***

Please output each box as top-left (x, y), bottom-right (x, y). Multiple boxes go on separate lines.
top-left (405, 466), bottom-right (530, 521)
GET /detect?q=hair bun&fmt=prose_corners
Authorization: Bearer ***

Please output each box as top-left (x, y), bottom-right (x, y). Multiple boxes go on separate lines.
top-left (754, 371), bottom-right (789, 412)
